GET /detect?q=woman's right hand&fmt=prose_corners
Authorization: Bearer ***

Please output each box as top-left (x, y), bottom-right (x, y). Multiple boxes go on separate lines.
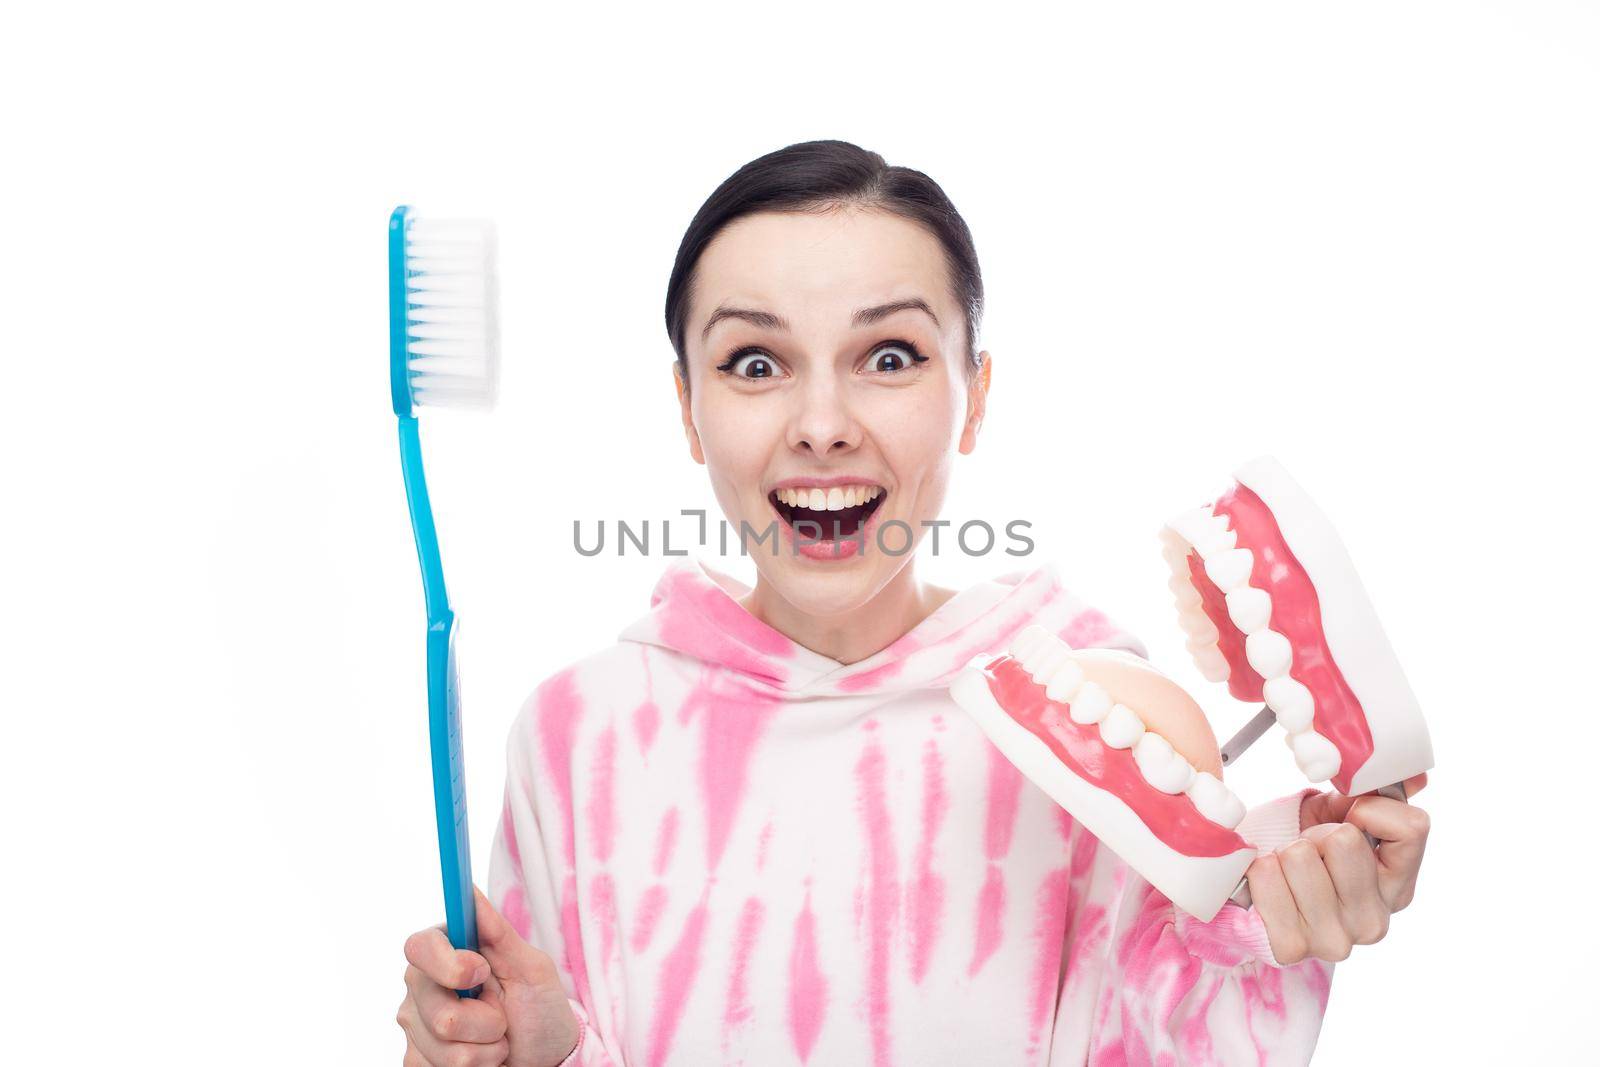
top-left (398, 886), bottom-right (583, 1067)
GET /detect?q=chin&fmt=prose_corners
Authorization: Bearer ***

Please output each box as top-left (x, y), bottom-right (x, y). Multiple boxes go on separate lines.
top-left (759, 551), bottom-right (899, 618)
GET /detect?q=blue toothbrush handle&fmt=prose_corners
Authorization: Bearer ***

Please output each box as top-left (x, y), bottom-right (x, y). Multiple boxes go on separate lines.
top-left (398, 414), bottom-right (480, 997)
top-left (429, 612), bottom-right (481, 996)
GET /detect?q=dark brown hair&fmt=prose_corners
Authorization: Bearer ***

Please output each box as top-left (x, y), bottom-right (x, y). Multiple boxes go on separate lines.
top-left (664, 140), bottom-right (984, 386)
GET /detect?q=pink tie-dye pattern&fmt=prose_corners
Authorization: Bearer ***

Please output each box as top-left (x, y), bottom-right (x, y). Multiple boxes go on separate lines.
top-left (836, 656), bottom-right (907, 692)
top-left (723, 897), bottom-right (766, 1038)
top-left (788, 891), bottom-right (828, 1063)
top-left (835, 630), bottom-right (922, 693)
top-left (1054, 804), bottom-right (1076, 844)
top-left (1238, 965), bottom-right (1290, 1066)
top-left (1180, 973), bottom-right (1227, 1063)
top-left (654, 563), bottom-right (795, 686)
top-left (756, 819), bottom-right (775, 871)
top-left (968, 746), bottom-right (1024, 977)
top-left (1116, 890), bottom-right (1206, 1056)
top-left (699, 678), bottom-right (777, 871)
top-left (1060, 608), bottom-right (1116, 649)
top-left (653, 807), bottom-right (679, 876)
top-left (559, 872), bottom-right (595, 1012)
top-left (1025, 866), bottom-right (1072, 1057)
top-left (1064, 903), bottom-right (1109, 999)
top-left (645, 893), bottom-right (710, 1067)
top-left (501, 791), bottom-right (522, 869)
top-left (588, 726), bottom-right (617, 863)
top-left (630, 884), bottom-right (669, 954)
top-left (489, 565), bottom-right (1333, 1065)
top-left (535, 668), bottom-right (584, 867)
top-left (1304, 958), bottom-right (1334, 1012)
top-left (906, 738), bottom-right (948, 985)
top-left (982, 745), bottom-right (1025, 859)
top-left (590, 872), bottom-right (617, 972)
top-left (1061, 826), bottom-right (1109, 999)
top-left (633, 700), bottom-right (660, 754)
top-left (501, 883), bottom-right (531, 941)
top-left (968, 864), bottom-right (1006, 977)
top-left (854, 738), bottom-right (900, 1067)
top-left (628, 808), bottom-right (679, 954)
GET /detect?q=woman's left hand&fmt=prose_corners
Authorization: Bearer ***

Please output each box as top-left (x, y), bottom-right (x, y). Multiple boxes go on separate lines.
top-left (1246, 772), bottom-right (1431, 965)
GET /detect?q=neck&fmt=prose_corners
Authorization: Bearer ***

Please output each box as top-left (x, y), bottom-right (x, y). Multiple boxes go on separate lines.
top-left (740, 561), bottom-right (957, 666)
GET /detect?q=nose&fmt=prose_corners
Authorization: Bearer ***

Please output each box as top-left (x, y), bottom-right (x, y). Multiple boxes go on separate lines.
top-left (785, 373), bottom-right (862, 456)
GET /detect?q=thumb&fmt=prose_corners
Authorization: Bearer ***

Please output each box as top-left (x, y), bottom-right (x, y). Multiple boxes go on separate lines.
top-left (473, 886), bottom-right (552, 984)
top-left (1304, 774), bottom-right (1428, 828)
top-left (1300, 789), bottom-right (1358, 828)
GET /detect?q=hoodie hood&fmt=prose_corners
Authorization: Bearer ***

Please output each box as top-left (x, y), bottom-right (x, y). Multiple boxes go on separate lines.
top-left (616, 554), bottom-right (1145, 700)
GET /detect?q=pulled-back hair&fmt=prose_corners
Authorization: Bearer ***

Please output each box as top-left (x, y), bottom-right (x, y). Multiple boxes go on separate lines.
top-left (664, 140), bottom-right (984, 386)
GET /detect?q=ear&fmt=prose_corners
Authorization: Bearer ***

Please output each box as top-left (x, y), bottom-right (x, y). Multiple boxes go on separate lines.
top-left (958, 351), bottom-right (991, 455)
top-left (674, 362), bottom-right (706, 465)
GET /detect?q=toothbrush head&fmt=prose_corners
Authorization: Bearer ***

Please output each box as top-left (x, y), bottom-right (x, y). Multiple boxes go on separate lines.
top-left (388, 205), bottom-right (500, 417)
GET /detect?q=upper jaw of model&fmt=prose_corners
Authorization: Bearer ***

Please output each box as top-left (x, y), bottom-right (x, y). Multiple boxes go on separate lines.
top-left (1161, 456), bottom-right (1435, 796)
top-left (1161, 505), bottom-right (1345, 784)
top-left (1007, 624), bottom-right (1247, 830)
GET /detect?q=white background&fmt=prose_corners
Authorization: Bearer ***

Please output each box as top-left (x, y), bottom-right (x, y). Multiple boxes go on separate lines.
top-left (4, 2), bottom-right (1595, 1062)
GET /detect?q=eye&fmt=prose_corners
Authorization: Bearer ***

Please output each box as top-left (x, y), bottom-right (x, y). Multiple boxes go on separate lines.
top-left (865, 340), bottom-right (928, 374)
top-left (717, 347), bottom-right (783, 380)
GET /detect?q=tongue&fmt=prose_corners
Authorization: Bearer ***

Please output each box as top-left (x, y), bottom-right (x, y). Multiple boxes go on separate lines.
top-left (792, 503), bottom-right (871, 540)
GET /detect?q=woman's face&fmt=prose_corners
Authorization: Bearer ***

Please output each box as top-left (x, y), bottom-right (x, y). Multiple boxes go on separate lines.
top-left (676, 205), bottom-right (990, 618)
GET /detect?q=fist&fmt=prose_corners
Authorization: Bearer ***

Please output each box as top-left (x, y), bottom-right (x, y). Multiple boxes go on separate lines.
top-left (1247, 772), bottom-right (1430, 964)
top-left (397, 887), bottom-right (582, 1067)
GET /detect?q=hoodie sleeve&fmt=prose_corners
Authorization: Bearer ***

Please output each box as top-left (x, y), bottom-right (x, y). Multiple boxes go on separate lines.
top-left (485, 685), bottom-right (618, 1066)
top-left (1083, 790), bottom-right (1333, 1065)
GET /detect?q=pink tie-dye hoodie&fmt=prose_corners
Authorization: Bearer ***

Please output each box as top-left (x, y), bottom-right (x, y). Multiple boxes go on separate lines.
top-left (488, 555), bottom-right (1332, 1066)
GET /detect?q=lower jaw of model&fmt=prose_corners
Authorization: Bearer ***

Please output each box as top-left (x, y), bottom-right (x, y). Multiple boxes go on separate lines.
top-left (950, 624), bottom-right (1257, 921)
top-left (1162, 456), bottom-right (1434, 797)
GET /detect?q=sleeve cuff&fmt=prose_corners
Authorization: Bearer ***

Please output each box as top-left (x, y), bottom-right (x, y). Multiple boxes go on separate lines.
top-left (1171, 789), bottom-right (1321, 970)
top-left (555, 998), bottom-right (590, 1065)
top-left (1236, 787), bottom-right (1319, 853)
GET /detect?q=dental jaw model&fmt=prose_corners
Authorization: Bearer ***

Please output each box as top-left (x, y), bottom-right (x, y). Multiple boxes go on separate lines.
top-left (951, 629), bottom-right (1257, 921)
top-left (1162, 456), bottom-right (1434, 798)
top-left (950, 455), bottom-right (1435, 920)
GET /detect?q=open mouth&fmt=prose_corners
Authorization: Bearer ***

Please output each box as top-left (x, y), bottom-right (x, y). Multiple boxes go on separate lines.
top-left (768, 484), bottom-right (887, 543)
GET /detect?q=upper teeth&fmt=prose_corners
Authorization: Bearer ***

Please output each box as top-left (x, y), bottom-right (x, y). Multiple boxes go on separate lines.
top-left (775, 485), bottom-right (882, 510)
top-left (1159, 507), bottom-right (1342, 785)
top-left (1002, 624), bottom-right (1243, 829)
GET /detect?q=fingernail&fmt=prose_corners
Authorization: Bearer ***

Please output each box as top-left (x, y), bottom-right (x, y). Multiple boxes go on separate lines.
top-left (471, 963), bottom-right (490, 985)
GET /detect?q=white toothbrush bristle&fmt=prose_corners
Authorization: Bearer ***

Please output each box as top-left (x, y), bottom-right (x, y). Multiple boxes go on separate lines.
top-left (403, 215), bottom-right (498, 410)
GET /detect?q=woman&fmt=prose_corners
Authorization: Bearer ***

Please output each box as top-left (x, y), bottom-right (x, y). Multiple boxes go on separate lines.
top-left (396, 140), bottom-right (1430, 1067)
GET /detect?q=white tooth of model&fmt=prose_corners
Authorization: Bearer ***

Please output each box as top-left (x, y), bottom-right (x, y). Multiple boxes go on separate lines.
top-left (1186, 772), bottom-right (1246, 830)
top-left (1225, 586), bottom-right (1272, 634)
top-left (1245, 629), bottom-right (1292, 679)
top-left (1097, 703), bottom-right (1145, 748)
top-left (1134, 732), bottom-right (1195, 795)
top-left (1288, 731), bottom-right (1342, 782)
top-left (1205, 548), bottom-right (1254, 593)
top-left (1262, 676), bottom-right (1315, 733)
top-left (1045, 660), bottom-right (1085, 704)
top-left (1069, 681), bottom-right (1114, 726)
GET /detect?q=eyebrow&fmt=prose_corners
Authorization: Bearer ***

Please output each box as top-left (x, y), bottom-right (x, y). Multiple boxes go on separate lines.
top-left (700, 297), bottom-right (940, 342)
